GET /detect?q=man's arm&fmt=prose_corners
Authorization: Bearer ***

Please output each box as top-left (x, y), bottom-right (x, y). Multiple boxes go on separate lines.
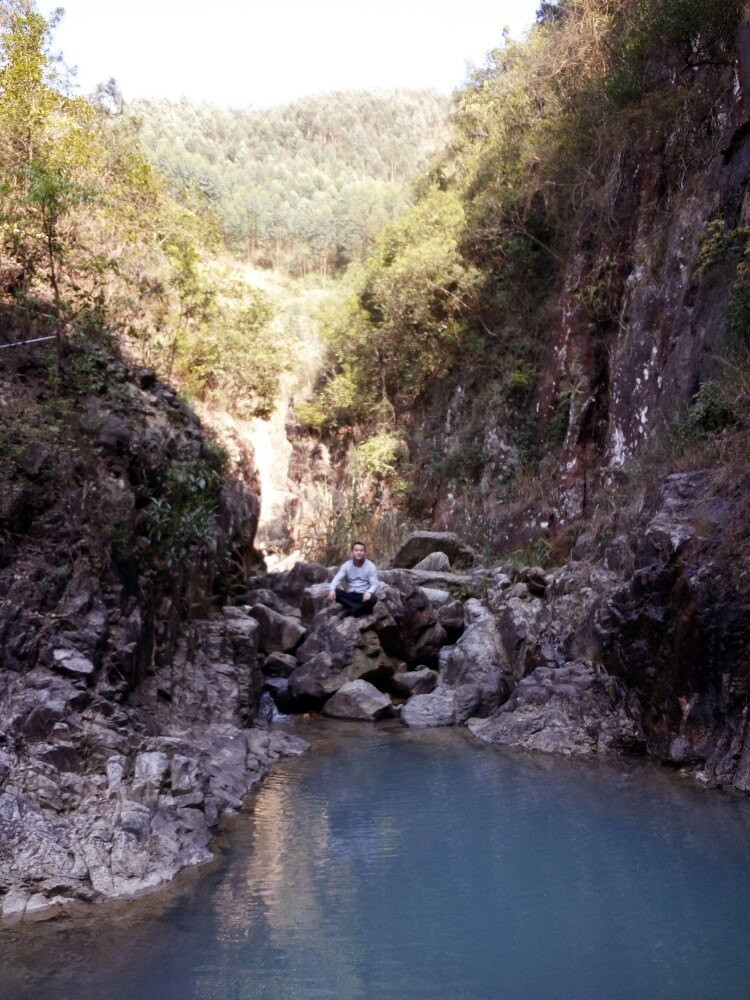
top-left (330, 561), bottom-right (348, 592)
top-left (364, 560), bottom-right (378, 597)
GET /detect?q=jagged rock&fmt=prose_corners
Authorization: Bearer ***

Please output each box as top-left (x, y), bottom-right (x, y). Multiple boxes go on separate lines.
top-left (390, 667), bottom-right (439, 697)
top-left (264, 677), bottom-right (295, 714)
top-left (287, 577), bottom-right (450, 705)
top-left (413, 551), bottom-right (451, 572)
top-left (322, 680), bottom-right (392, 721)
top-left (440, 601), bottom-right (513, 719)
top-left (301, 582), bottom-right (335, 625)
top-left (51, 648), bottom-right (95, 678)
top-left (249, 604), bottom-right (306, 654)
top-left (289, 614), bottom-right (397, 703)
top-left (435, 598), bottom-right (465, 631)
top-left (262, 651), bottom-right (297, 677)
top-left (496, 595), bottom-right (556, 678)
top-left (270, 561), bottom-right (331, 601)
top-left (419, 587), bottom-right (454, 607)
top-left (468, 661), bottom-right (644, 757)
top-left (401, 686), bottom-right (457, 728)
top-left (519, 566), bottom-right (549, 598)
top-left (393, 531), bottom-right (476, 570)
top-left (243, 587), bottom-right (295, 616)
top-left (407, 570), bottom-right (480, 595)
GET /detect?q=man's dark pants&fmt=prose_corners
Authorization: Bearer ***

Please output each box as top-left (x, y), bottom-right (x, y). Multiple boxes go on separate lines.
top-left (335, 588), bottom-right (377, 617)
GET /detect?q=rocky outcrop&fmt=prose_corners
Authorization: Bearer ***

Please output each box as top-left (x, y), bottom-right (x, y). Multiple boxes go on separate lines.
top-left (574, 472), bottom-right (750, 790)
top-left (0, 340), bottom-right (311, 919)
top-left (468, 661), bottom-right (644, 756)
top-left (439, 600), bottom-right (513, 718)
top-left (0, 606), bottom-right (308, 919)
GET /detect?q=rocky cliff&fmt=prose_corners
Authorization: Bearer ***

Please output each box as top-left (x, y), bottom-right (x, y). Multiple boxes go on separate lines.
top-left (0, 330), bottom-right (306, 919)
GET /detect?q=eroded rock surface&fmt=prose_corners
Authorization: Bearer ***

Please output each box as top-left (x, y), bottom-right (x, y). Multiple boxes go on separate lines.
top-left (0, 608), bottom-right (308, 919)
top-left (468, 662), bottom-right (644, 756)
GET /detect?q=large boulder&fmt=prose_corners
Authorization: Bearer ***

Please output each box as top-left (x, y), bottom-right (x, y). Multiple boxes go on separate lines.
top-left (322, 680), bottom-right (392, 721)
top-left (261, 651), bottom-right (297, 677)
top-left (467, 661), bottom-right (644, 756)
top-left (439, 600), bottom-right (513, 718)
top-left (242, 588), bottom-right (296, 617)
top-left (301, 582), bottom-right (335, 625)
top-left (288, 614), bottom-right (398, 704)
top-left (393, 532), bottom-right (477, 570)
top-left (401, 686), bottom-right (458, 728)
top-left (435, 598), bottom-right (465, 632)
top-left (413, 551), bottom-right (451, 572)
top-left (249, 604), bottom-right (306, 654)
top-left (287, 578), bottom-right (449, 707)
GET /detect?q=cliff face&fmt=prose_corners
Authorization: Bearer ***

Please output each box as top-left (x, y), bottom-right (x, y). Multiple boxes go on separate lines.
top-left (396, 44), bottom-right (750, 552)
top-left (0, 329), bottom-right (310, 918)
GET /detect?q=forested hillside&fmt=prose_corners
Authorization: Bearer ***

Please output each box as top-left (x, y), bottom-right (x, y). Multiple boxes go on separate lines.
top-left (131, 91), bottom-right (449, 276)
top-left (298, 0), bottom-right (750, 558)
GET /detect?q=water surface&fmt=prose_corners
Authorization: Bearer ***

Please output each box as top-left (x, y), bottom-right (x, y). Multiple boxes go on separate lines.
top-left (4, 721), bottom-right (750, 999)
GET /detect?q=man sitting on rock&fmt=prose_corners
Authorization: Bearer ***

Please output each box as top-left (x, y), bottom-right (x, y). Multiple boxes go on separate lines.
top-left (328, 541), bottom-right (379, 619)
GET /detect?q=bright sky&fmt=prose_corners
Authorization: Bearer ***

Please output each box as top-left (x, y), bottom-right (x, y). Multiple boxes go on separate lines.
top-left (39, 0), bottom-right (539, 107)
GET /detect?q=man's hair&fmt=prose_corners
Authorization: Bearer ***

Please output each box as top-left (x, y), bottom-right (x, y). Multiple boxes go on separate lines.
top-left (351, 540), bottom-right (366, 550)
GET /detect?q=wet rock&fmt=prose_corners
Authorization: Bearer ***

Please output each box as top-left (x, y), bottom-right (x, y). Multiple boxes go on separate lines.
top-left (393, 531), bottom-right (476, 570)
top-left (468, 661), bottom-right (644, 757)
top-left (322, 680), bottom-right (393, 721)
top-left (401, 686), bottom-right (457, 728)
top-left (264, 677), bottom-right (295, 714)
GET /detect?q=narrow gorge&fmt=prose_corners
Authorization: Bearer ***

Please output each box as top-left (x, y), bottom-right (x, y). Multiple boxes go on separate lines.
top-left (3, 1), bottom-right (750, 996)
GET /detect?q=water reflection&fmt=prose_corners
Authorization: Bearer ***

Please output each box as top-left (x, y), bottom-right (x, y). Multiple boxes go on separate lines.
top-left (5, 721), bottom-right (750, 999)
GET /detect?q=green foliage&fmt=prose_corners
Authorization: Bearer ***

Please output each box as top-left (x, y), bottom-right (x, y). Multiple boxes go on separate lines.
top-left (355, 431), bottom-right (409, 490)
top-left (131, 91), bottom-right (450, 277)
top-left (143, 449), bottom-right (226, 570)
top-left (308, 187), bottom-right (482, 428)
top-left (697, 220), bottom-right (750, 351)
top-left (305, 0), bottom-right (745, 512)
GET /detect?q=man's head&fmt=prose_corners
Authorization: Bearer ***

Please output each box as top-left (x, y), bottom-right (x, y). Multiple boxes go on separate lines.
top-left (351, 541), bottom-right (366, 564)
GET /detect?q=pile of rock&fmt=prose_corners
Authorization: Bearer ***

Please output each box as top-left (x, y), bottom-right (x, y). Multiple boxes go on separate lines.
top-left (253, 531), bottom-right (646, 762)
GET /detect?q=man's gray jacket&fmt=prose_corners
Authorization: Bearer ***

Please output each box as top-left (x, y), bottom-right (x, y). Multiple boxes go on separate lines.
top-left (331, 558), bottom-right (379, 595)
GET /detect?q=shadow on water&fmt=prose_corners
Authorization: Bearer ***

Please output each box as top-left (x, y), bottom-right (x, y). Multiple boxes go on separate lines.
top-left (4, 719), bottom-right (750, 1000)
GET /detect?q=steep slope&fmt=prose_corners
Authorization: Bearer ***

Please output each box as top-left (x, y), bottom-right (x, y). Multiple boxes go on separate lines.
top-left (295, 0), bottom-right (750, 560)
